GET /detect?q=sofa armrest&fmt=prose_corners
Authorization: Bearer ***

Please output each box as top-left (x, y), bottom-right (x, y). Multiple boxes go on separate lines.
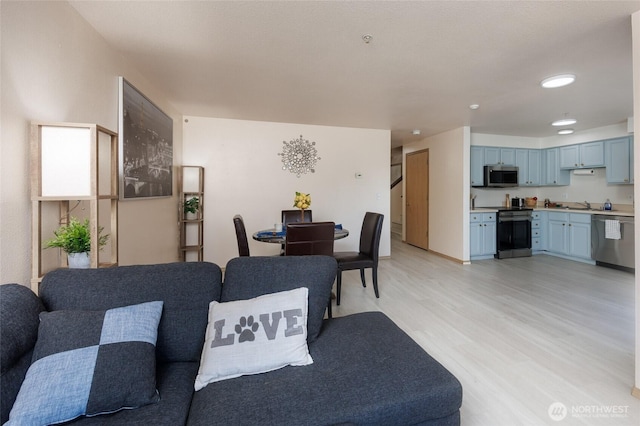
top-left (1, 283), bottom-right (45, 424)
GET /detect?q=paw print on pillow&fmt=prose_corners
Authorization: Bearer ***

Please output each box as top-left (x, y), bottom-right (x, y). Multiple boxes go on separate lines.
top-left (235, 315), bottom-right (259, 342)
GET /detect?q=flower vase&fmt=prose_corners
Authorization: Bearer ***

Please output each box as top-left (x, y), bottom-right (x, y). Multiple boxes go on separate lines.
top-left (300, 209), bottom-right (305, 222)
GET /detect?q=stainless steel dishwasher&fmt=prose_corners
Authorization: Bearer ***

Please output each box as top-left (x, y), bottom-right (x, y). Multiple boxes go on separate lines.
top-left (591, 214), bottom-right (635, 272)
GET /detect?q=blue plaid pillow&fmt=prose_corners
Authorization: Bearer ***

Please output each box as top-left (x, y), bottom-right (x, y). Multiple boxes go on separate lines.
top-left (7, 301), bottom-right (163, 425)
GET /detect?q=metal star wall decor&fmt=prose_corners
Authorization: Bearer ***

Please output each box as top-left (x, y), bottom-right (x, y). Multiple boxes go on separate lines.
top-left (278, 135), bottom-right (320, 178)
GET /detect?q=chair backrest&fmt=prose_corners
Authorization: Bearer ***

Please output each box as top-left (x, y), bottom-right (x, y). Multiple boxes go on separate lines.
top-left (282, 209), bottom-right (312, 226)
top-left (359, 212), bottom-right (384, 261)
top-left (233, 214), bottom-right (250, 256)
top-left (285, 222), bottom-right (335, 256)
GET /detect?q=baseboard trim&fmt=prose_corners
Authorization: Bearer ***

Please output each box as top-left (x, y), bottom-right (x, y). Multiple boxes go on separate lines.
top-left (632, 386), bottom-right (640, 400)
top-left (426, 249), bottom-right (464, 264)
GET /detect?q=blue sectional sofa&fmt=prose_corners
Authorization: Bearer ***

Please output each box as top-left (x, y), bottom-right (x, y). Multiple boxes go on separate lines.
top-left (1, 256), bottom-right (462, 425)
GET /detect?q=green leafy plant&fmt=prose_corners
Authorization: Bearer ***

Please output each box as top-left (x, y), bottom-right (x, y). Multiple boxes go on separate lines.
top-left (184, 196), bottom-right (200, 214)
top-left (44, 217), bottom-right (109, 254)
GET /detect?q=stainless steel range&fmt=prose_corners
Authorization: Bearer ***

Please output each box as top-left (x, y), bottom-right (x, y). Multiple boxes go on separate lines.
top-left (494, 208), bottom-right (533, 259)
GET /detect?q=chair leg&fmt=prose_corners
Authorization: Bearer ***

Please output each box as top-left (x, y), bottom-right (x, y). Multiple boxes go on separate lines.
top-left (336, 271), bottom-right (342, 306)
top-left (372, 266), bottom-right (379, 298)
top-left (327, 298), bottom-right (332, 318)
top-left (359, 269), bottom-right (366, 287)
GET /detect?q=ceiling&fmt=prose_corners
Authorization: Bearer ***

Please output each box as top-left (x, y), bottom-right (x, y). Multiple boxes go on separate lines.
top-left (68, 1), bottom-right (640, 148)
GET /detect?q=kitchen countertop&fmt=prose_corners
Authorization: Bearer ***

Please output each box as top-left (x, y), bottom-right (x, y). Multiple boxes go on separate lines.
top-left (471, 207), bottom-right (634, 217)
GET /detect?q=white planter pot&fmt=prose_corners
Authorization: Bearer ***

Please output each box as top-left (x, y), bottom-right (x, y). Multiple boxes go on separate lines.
top-left (68, 252), bottom-right (90, 269)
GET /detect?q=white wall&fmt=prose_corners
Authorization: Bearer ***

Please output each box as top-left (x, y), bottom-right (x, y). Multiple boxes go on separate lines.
top-left (0, 1), bottom-right (182, 286)
top-left (403, 127), bottom-right (470, 261)
top-left (182, 116), bottom-right (390, 267)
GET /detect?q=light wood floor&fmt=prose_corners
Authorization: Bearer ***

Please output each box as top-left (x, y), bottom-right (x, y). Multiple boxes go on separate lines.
top-left (331, 234), bottom-right (639, 425)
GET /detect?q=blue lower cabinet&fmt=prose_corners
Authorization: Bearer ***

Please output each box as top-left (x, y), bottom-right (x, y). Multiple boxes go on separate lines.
top-left (470, 212), bottom-right (496, 260)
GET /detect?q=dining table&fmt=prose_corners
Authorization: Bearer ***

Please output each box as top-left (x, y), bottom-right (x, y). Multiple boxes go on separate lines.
top-left (252, 225), bottom-right (349, 244)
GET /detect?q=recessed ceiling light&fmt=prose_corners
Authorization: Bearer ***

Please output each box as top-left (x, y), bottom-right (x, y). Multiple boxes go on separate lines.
top-left (469, 104), bottom-right (480, 110)
top-left (362, 34), bottom-right (373, 44)
top-left (558, 129), bottom-right (574, 135)
top-left (552, 118), bottom-right (577, 126)
top-left (541, 74), bottom-right (576, 88)
top-left (412, 129), bottom-right (421, 135)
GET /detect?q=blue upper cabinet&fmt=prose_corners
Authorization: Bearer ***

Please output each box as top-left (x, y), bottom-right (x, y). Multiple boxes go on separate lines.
top-left (560, 141), bottom-right (604, 169)
top-left (484, 147), bottom-right (515, 165)
top-left (516, 149), bottom-right (541, 186)
top-left (470, 146), bottom-right (485, 186)
top-left (605, 136), bottom-right (634, 184)
top-left (542, 148), bottom-right (570, 186)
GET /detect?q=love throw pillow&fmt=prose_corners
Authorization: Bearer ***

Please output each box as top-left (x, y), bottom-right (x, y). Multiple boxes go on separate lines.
top-left (195, 287), bottom-right (312, 390)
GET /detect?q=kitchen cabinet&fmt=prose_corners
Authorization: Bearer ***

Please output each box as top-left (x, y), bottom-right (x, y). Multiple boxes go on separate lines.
top-left (605, 136), bottom-right (634, 184)
top-left (560, 141), bottom-right (604, 169)
top-left (542, 148), bottom-right (570, 186)
top-left (484, 147), bottom-right (515, 166)
top-left (470, 212), bottom-right (496, 259)
top-left (470, 146), bottom-right (484, 186)
top-left (531, 211), bottom-right (546, 251)
top-left (547, 212), bottom-right (593, 262)
top-left (516, 149), bottom-right (541, 186)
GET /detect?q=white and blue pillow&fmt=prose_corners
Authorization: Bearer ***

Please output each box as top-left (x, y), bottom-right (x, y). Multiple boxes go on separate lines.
top-left (7, 301), bottom-right (163, 425)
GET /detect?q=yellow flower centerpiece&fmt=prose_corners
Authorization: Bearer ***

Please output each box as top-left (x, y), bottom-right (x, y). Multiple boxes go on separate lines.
top-left (294, 192), bottom-right (311, 221)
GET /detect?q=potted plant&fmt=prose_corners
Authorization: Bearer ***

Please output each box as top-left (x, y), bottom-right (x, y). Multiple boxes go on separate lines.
top-left (44, 217), bottom-right (109, 269)
top-left (183, 196), bottom-right (200, 219)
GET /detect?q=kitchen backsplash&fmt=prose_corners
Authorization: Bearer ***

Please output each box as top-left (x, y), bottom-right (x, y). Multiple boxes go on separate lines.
top-left (471, 168), bottom-right (634, 210)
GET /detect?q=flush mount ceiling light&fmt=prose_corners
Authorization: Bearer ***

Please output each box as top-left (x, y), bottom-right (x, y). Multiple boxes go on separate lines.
top-left (469, 104), bottom-right (480, 110)
top-left (558, 129), bottom-right (574, 135)
top-left (552, 118), bottom-right (577, 126)
top-left (412, 129), bottom-right (421, 135)
top-left (541, 74), bottom-right (576, 88)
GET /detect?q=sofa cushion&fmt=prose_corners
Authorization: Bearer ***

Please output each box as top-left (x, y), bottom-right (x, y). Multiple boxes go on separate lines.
top-left (57, 362), bottom-right (199, 425)
top-left (0, 284), bottom-right (45, 425)
top-left (222, 256), bottom-right (336, 343)
top-left (39, 262), bottom-right (223, 363)
top-left (187, 312), bottom-right (462, 426)
top-left (195, 287), bottom-right (313, 390)
top-left (7, 301), bottom-right (163, 425)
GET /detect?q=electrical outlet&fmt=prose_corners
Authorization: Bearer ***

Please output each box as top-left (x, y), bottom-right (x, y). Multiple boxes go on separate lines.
top-left (561, 193), bottom-right (568, 200)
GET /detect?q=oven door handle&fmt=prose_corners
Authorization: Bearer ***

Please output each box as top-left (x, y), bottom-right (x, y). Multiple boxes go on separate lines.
top-left (498, 217), bottom-right (531, 223)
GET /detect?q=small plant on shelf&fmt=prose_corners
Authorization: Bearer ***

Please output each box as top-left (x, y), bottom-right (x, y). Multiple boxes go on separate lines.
top-left (44, 217), bottom-right (109, 254)
top-left (44, 217), bottom-right (109, 268)
top-left (184, 196), bottom-right (200, 215)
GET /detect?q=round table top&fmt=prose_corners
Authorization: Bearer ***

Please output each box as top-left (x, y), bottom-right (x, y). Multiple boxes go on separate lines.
top-left (252, 227), bottom-right (349, 244)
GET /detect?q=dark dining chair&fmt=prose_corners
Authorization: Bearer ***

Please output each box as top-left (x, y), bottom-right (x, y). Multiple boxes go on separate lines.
top-left (282, 209), bottom-right (312, 226)
top-left (333, 212), bottom-right (384, 306)
top-left (233, 214), bottom-right (250, 257)
top-left (284, 221), bottom-right (335, 317)
top-left (280, 210), bottom-right (312, 254)
top-left (285, 221), bottom-right (335, 256)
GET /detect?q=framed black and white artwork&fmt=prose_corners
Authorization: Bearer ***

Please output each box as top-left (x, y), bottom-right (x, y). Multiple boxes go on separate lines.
top-left (119, 77), bottom-right (173, 199)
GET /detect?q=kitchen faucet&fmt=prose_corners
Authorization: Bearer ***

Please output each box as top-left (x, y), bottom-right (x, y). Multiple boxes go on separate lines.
top-left (577, 201), bottom-right (591, 209)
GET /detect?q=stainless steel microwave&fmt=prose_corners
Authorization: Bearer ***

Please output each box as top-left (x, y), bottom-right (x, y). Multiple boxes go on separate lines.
top-left (481, 165), bottom-right (519, 187)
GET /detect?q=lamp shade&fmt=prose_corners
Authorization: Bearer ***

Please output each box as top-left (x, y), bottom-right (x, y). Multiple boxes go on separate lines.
top-left (40, 126), bottom-right (92, 197)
